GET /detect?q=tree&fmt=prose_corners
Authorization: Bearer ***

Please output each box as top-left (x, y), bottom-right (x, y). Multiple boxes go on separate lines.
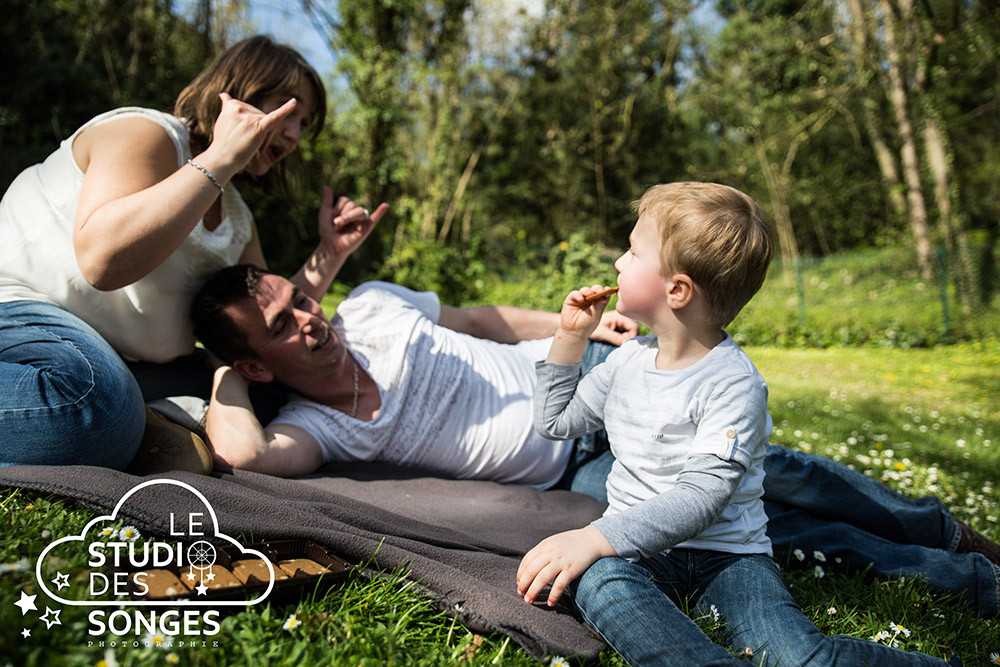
top-left (0, 0), bottom-right (205, 190)
top-left (476, 0), bottom-right (696, 250)
top-left (844, 0), bottom-right (989, 297)
top-left (690, 0), bottom-right (861, 271)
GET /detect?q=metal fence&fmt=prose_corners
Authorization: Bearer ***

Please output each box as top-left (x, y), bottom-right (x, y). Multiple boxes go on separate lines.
top-left (751, 244), bottom-right (999, 346)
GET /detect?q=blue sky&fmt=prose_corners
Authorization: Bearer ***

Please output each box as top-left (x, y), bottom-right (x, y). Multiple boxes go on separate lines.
top-left (246, 1), bottom-right (337, 75)
top-left (175, 0), bottom-right (337, 76)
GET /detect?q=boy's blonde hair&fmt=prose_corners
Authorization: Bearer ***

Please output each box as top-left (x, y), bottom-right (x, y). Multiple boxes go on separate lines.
top-left (633, 182), bottom-right (774, 327)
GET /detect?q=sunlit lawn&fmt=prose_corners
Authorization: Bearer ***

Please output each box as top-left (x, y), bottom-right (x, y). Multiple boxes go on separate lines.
top-left (2, 343), bottom-right (998, 665)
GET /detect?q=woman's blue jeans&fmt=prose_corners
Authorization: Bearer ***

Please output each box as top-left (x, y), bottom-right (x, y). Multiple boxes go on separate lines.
top-left (0, 300), bottom-right (145, 468)
top-left (575, 550), bottom-right (949, 666)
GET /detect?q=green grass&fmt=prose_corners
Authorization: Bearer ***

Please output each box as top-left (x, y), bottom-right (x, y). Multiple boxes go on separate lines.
top-left (731, 247), bottom-right (1000, 348)
top-left (3, 343), bottom-right (999, 665)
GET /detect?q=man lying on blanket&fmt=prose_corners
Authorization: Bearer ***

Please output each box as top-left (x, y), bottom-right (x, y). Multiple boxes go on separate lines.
top-left (191, 264), bottom-right (1000, 618)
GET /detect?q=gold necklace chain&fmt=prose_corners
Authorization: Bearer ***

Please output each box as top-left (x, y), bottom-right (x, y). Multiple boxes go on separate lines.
top-left (350, 357), bottom-right (359, 418)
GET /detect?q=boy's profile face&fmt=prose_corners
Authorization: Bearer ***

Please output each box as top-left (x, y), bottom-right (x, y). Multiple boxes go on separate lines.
top-left (613, 213), bottom-right (669, 326)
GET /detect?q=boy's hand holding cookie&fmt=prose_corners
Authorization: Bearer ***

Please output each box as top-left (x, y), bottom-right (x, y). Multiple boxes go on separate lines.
top-left (560, 284), bottom-right (617, 337)
top-left (547, 284), bottom-right (619, 364)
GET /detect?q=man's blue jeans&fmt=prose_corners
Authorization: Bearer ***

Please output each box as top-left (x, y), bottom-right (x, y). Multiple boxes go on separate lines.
top-left (0, 301), bottom-right (145, 468)
top-left (575, 549), bottom-right (949, 666)
top-left (763, 444), bottom-right (1000, 618)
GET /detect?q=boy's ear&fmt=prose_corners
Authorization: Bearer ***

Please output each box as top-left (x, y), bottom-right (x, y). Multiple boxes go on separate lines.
top-left (232, 359), bottom-right (275, 384)
top-left (665, 273), bottom-right (695, 308)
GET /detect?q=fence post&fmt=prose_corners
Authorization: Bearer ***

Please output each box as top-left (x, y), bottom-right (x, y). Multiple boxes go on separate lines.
top-left (796, 257), bottom-right (806, 326)
top-left (938, 246), bottom-right (951, 340)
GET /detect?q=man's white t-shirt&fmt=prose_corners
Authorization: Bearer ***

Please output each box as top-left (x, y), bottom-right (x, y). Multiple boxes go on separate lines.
top-left (270, 282), bottom-right (573, 489)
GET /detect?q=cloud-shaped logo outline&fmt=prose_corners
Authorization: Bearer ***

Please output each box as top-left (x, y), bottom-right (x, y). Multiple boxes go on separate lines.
top-left (35, 479), bottom-right (275, 607)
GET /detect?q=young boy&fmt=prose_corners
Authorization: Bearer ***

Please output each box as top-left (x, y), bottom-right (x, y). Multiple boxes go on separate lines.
top-left (517, 183), bottom-right (951, 666)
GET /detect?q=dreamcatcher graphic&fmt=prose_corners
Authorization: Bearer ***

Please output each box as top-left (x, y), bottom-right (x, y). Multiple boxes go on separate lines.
top-left (185, 540), bottom-right (217, 593)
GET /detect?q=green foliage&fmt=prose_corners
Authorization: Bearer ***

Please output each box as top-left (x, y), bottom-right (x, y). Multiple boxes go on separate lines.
top-left (379, 236), bottom-right (486, 304)
top-left (473, 0), bottom-right (699, 248)
top-left (0, 0), bottom-right (204, 190)
top-left (729, 246), bottom-right (1000, 348)
top-left (464, 231), bottom-right (620, 311)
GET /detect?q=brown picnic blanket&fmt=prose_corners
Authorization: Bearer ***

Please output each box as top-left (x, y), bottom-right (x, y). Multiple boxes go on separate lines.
top-left (0, 462), bottom-right (607, 661)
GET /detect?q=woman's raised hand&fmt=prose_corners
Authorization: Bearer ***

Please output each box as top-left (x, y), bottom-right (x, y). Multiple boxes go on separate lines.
top-left (316, 186), bottom-right (389, 260)
top-left (204, 92), bottom-right (298, 173)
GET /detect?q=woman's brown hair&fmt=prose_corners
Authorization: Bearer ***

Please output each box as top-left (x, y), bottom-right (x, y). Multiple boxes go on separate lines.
top-left (174, 35), bottom-right (327, 199)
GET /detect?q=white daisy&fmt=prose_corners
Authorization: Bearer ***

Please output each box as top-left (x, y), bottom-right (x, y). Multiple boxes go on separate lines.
top-left (813, 565), bottom-right (825, 579)
top-left (119, 526), bottom-right (140, 542)
top-left (812, 550), bottom-right (826, 562)
top-left (889, 622), bottom-right (911, 637)
top-left (283, 614), bottom-right (301, 631)
top-left (793, 549), bottom-right (805, 561)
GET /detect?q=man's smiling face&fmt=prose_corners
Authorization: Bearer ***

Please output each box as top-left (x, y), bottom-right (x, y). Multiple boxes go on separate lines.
top-left (226, 273), bottom-right (350, 386)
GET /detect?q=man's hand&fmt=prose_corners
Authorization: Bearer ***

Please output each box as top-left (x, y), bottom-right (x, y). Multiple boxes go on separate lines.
top-left (591, 310), bottom-right (639, 346)
top-left (317, 186), bottom-right (388, 260)
top-left (516, 524), bottom-right (616, 607)
top-left (291, 188), bottom-right (389, 301)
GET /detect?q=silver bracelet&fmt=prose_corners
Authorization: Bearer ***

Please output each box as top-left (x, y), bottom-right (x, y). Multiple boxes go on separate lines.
top-left (186, 159), bottom-right (224, 193)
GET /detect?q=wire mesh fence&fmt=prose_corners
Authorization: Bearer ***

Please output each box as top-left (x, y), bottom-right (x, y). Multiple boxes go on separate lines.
top-left (730, 244), bottom-right (1000, 348)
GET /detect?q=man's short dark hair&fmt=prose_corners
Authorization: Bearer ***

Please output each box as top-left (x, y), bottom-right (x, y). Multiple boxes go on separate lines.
top-left (191, 264), bottom-right (270, 364)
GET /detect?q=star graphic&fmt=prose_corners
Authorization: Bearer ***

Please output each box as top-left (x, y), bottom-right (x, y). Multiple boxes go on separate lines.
top-left (39, 607), bottom-right (61, 629)
top-left (186, 572), bottom-right (196, 581)
top-left (21, 628), bottom-right (31, 639)
top-left (14, 591), bottom-right (37, 615)
top-left (205, 572), bottom-right (216, 582)
top-left (51, 572), bottom-right (70, 590)
top-left (195, 583), bottom-right (209, 596)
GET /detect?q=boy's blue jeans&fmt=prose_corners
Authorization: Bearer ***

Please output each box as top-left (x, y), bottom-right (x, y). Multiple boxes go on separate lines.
top-left (575, 549), bottom-right (949, 666)
top-left (0, 301), bottom-right (145, 468)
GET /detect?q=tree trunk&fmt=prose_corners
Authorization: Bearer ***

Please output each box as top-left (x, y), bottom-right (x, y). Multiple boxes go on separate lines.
top-left (753, 138), bottom-right (798, 279)
top-left (923, 113), bottom-right (977, 301)
top-left (845, 0), bottom-right (907, 220)
top-left (880, 0), bottom-right (935, 279)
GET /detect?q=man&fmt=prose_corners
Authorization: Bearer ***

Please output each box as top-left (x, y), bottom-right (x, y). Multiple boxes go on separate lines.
top-left (193, 264), bottom-right (632, 486)
top-left (192, 264), bottom-right (1000, 618)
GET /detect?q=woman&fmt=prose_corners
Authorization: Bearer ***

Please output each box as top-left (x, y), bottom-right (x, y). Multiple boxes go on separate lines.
top-left (0, 35), bottom-right (386, 470)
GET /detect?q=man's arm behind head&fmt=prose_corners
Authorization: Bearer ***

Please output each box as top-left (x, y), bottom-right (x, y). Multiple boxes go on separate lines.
top-left (205, 365), bottom-right (323, 477)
